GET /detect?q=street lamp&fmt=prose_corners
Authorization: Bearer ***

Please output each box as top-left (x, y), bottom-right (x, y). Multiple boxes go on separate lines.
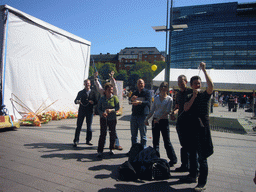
top-left (152, 0), bottom-right (187, 85)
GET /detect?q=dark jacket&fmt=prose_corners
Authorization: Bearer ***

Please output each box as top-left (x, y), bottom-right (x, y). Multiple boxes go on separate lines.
top-left (131, 88), bottom-right (151, 116)
top-left (74, 89), bottom-right (98, 114)
top-left (184, 91), bottom-right (214, 159)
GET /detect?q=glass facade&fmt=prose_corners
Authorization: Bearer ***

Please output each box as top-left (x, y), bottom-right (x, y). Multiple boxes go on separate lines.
top-left (171, 2), bottom-right (256, 69)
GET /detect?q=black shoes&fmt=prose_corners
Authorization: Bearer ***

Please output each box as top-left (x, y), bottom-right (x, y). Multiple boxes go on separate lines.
top-left (73, 141), bottom-right (93, 147)
top-left (194, 184), bottom-right (206, 191)
top-left (169, 161), bottom-right (177, 167)
top-left (175, 166), bottom-right (189, 172)
top-left (73, 142), bottom-right (78, 147)
top-left (86, 141), bottom-right (93, 146)
top-left (179, 174), bottom-right (197, 183)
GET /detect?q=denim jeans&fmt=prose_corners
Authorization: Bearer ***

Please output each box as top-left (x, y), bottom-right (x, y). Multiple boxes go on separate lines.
top-left (74, 112), bottom-right (93, 143)
top-left (152, 119), bottom-right (177, 164)
top-left (130, 115), bottom-right (147, 148)
top-left (189, 148), bottom-right (208, 185)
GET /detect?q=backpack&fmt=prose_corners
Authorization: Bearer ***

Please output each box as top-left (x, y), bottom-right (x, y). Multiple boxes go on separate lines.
top-left (151, 158), bottom-right (171, 180)
top-left (118, 161), bottom-right (138, 181)
top-left (128, 143), bottom-right (144, 163)
top-left (132, 146), bottom-right (160, 181)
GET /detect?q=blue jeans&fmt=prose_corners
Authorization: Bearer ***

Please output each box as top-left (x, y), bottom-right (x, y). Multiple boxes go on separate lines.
top-left (189, 148), bottom-right (208, 185)
top-left (130, 115), bottom-right (147, 148)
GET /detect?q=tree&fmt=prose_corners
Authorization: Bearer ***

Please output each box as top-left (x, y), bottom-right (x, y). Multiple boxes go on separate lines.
top-left (98, 62), bottom-right (117, 81)
top-left (116, 70), bottom-right (128, 86)
top-left (127, 72), bottom-right (140, 91)
top-left (153, 61), bottom-right (166, 76)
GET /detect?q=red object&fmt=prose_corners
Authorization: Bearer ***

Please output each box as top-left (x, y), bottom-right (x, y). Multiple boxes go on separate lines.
top-left (0, 115), bottom-right (14, 122)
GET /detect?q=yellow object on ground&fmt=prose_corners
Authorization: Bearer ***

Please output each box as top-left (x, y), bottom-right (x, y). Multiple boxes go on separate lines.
top-left (0, 115), bottom-right (20, 129)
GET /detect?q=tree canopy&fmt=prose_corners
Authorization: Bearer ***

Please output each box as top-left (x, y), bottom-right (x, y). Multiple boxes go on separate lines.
top-left (89, 60), bottom-right (166, 90)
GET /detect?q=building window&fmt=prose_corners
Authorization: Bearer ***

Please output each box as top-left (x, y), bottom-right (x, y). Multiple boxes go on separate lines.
top-left (213, 51), bottom-right (223, 55)
top-left (224, 51), bottom-right (235, 55)
top-left (248, 50), bottom-right (256, 55)
top-left (236, 51), bottom-right (247, 55)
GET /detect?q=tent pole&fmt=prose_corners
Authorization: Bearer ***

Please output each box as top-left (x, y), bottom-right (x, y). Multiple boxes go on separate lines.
top-left (2, 8), bottom-right (10, 106)
top-left (252, 90), bottom-right (256, 119)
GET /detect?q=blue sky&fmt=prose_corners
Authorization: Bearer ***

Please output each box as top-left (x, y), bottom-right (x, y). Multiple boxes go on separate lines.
top-left (1, 0), bottom-right (254, 54)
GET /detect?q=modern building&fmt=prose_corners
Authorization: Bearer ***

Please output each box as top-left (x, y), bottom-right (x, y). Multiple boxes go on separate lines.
top-left (170, 1), bottom-right (256, 69)
top-left (118, 47), bottom-right (165, 70)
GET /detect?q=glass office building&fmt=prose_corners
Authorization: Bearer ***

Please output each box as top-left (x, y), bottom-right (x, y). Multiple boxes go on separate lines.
top-left (171, 2), bottom-right (256, 69)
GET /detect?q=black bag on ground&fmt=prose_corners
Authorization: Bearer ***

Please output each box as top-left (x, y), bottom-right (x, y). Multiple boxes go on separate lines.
top-left (151, 158), bottom-right (171, 180)
top-left (128, 143), bottom-right (144, 163)
top-left (132, 146), bottom-right (161, 180)
top-left (118, 161), bottom-right (138, 181)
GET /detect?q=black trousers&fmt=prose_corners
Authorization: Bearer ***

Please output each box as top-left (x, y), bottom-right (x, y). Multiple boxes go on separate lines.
top-left (152, 119), bottom-right (177, 164)
top-left (74, 111), bottom-right (93, 143)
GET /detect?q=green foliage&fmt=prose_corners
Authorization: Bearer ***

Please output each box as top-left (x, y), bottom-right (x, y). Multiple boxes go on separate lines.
top-left (116, 70), bottom-right (128, 86)
top-left (128, 72), bottom-right (140, 90)
top-left (89, 60), bottom-right (167, 90)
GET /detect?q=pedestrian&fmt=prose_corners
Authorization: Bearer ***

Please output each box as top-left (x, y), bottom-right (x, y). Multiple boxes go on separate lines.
top-left (170, 75), bottom-right (193, 172)
top-left (181, 62), bottom-right (214, 192)
top-left (210, 95), bottom-right (214, 113)
top-left (145, 81), bottom-right (177, 167)
top-left (228, 94), bottom-right (234, 111)
top-left (233, 96), bottom-right (238, 112)
top-left (97, 83), bottom-right (120, 158)
top-left (130, 79), bottom-right (151, 149)
top-left (94, 71), bottom-right (123, 150)
top-left (73, 79), bottom-right (98, 147)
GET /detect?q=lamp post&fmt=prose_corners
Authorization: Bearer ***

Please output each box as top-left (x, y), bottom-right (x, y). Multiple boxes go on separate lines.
top-left (152, 0), bottom-right (187, 85)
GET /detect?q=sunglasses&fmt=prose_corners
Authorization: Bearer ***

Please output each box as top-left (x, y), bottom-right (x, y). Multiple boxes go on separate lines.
top-left (160, 86), bottom-right (167, 88)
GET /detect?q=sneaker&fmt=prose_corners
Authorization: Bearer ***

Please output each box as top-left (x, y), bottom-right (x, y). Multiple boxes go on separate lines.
top-left (73, 142), bottom-right (78, 147)
top-left (86, 141), bottom-right (93, 146)
top-left (97, 152), bottom-right (103, 158)
top-left (194, 184), bottom-right (206, 191)
top-left (109, 150), bottom-right (114, 155)
top-left (179, 174), bottom-right (197, 183)
top-left (175, 166), bottom-right (189, 172)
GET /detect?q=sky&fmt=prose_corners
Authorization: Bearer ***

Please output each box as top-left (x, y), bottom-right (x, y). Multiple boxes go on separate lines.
top-left (0, 0), bottom-right (255, 54)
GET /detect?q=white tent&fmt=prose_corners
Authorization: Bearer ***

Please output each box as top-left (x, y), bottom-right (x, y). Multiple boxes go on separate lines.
top-left (153, 68), bottom-right (256, 92)
top-left (0, 5), bottom-right (91, 118)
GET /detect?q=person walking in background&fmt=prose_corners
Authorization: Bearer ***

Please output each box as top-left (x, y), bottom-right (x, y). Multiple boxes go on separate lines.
top-left (129, 79), bottom-right (151, 149)
top-left (170, 75), bottom-right (193, 172)
top-left (73, 79), bottom-right (98, 147)
top-left (233, 95), bottom-right (238, 112)
top-left (228, 94), bottom-right (235, 112)
top-left (182, 62), bottom-right (214, 192)
top-left (97, 83), bottom-right (120, 158)
top-left (94, 71), bottom-right (123, 150)
top-left (145, 81), bottom-right (177, 167)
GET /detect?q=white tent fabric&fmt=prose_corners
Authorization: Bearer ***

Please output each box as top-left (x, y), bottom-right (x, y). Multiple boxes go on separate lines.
top-left (153, 68), bottom-right (256, 91)
top-left (0, 5), bottom-right (91, 118)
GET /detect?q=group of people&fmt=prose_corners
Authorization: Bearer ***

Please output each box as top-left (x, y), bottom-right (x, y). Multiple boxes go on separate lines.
top-left (72, 62), bottom-right (214, 192)
top-left (73, 71), bottom-right (122, 156)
